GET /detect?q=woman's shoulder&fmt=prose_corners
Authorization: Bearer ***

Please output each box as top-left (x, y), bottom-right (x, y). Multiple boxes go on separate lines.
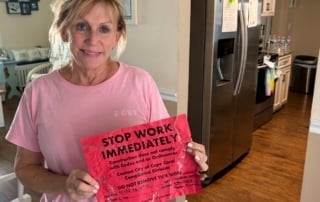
top-left (25, 69), bottom-right (62, 90)
top-left (119, 62), bottom-right (153, 79)
top-left (30, 69), bottom-right (59, 82)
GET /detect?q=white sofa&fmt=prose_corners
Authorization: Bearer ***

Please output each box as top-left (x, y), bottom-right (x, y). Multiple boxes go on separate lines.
top-left (7, 47), bottom-right (51, 91)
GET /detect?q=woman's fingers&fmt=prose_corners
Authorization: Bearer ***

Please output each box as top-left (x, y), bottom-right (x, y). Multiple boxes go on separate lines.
top-left (65, 169), bottom-right (99, 200)
top-left (76, 170), bottom-right (100, 191)
top-left (187, 141), bottom-right (209, 180)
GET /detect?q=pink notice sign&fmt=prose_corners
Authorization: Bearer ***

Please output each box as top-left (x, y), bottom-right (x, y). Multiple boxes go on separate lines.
top-left (81, 114), bottom-right (202, 202)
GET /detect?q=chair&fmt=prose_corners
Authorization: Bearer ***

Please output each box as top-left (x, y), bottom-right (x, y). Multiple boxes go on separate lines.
top-left (25, 62), bottom-right (52, 84)
top-left (0, 62), bottom-right (46, 201)
top-left (0, 173), bottom-right (31, 202)
top-left (0, 90), bottom-right (4, 127)
top-left (0, 97), bottom-right (32, 202)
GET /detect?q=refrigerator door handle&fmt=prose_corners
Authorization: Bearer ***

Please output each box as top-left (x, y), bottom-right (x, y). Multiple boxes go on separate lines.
top-left (238, 9), bottom-right (249, 95)
top-left (234, 6), bottom-right (248, 96)
top-left (217, 58), bottom-right (225, 81)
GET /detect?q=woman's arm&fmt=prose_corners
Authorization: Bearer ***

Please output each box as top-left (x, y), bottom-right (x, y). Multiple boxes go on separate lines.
top-left (14, 147), bottom-right (99, 200)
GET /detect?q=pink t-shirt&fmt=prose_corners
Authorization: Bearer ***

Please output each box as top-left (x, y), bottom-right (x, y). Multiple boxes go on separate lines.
top-left (6, 62), bottom-right (169, 202)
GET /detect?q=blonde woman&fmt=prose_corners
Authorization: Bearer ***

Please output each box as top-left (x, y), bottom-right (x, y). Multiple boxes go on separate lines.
top-left (6, 0), bottom-right (208, 201)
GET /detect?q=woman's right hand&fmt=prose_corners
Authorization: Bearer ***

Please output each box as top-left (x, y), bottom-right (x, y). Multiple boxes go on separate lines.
top-left (64, 169), bottom-right (100, 200)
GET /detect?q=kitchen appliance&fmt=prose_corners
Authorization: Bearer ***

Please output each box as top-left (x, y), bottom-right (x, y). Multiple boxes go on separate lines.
top-left (188, 0), bottom-right (262, 184)
top-left (253, 14), bottom-right (277, 129)
top-left (254, 53), bottom-right (278, 129)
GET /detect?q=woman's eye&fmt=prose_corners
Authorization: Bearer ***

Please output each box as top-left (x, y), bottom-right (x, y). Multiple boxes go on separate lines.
top-left (99, 26), bottom-right (110, 33)
top-left (75, 23), bottom-right (89, 31)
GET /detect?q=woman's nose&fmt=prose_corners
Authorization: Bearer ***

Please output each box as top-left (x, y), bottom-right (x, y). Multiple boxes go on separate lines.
top-left (86, 30), bottom-right (99, 44)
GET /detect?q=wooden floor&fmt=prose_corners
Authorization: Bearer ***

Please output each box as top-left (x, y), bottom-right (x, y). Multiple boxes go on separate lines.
top-left (187, 91), bottom-right (312, 202)
top-left (0, 96), bottom-right (42, 202)
top-left (0, 91), bottom-right (312, 202)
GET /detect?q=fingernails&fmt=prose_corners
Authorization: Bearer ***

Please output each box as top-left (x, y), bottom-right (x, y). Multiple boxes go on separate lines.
top-left (200, 176), bottom-right (208, 181)
top-left (93, 184), bottom-right (100, 193)
top-left (195, 155), bottom-right (200, 161)
top-left (187, 143), bottom-right (193, 153)
top-left (93, 185), bottom-right (99, 194)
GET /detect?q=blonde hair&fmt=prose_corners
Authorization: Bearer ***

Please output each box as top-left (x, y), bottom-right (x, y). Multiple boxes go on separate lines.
top-left (49, 0), bottom-right (127, 68)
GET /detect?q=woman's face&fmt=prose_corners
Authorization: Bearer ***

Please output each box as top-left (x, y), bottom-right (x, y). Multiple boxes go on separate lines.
top-left (64, 2), bottom-right (121, 70)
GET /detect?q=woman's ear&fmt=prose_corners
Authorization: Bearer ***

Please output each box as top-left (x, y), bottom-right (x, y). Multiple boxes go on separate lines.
top-left (61, 30), bottom-right (69, 42)
top-left (113, 31), bottom-right (121, 48)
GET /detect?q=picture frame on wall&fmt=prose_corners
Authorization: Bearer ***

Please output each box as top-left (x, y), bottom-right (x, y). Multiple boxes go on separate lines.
top-left (122, 0), bottom-right (138, 25)
top-left (30, 1), bottom-right (38, 10)
top-left (6, 2), bottom-right (21, 14)
top-left (290, 0), bottom-right (297, 7)
top-left (20, 2), bottom-right (31, 15)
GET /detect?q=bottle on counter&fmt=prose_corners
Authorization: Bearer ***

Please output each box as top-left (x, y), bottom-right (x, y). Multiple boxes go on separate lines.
top-left (286, 35), bottom-right (292, 53)
top-left (278, 36), bottom-right (285, 54)
top-left (269, 35), bottom-right (277, 52)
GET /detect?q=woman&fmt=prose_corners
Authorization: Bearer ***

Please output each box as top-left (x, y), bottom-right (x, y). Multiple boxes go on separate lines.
top-left (6, 0), bottom-right (208, 201)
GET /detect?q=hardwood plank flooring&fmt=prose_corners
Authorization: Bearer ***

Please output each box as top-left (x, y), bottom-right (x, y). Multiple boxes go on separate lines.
top-left (0, 97), bottom-right (42, 202)
top-left (187, 92), bottom-right (312, 202)
top-left (0, 92), bottom-right (312, 202)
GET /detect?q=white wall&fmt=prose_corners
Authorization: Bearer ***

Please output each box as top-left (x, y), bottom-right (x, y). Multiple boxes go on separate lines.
top-left (309, 52), bottom-right (320, 128)
top-left (176, 0), bottom-right (190, 114)
top-left (0, 1), bottom-right (51, 49)
top-left (120, 0), bottom-right (180, 101)
top-left (290, 0), bottom-right (320, 57)
top-left (300, 49), bottom-right (320, 202)
top-left (271, 0), bottom-right (320, 58)
top-left (121, 0), bottom-right (191, 123)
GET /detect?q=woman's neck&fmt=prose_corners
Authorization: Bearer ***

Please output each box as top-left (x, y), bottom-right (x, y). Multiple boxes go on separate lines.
top-left (60, 61), bottom-right (119, 86)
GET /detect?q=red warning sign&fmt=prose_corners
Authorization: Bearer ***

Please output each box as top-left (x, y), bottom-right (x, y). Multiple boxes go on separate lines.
top-left (81, 114), bottom-right (202, 202)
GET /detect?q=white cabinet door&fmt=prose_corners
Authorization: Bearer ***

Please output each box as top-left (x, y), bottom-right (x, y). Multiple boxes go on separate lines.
top-left (274, 73), bottom-right (283, 111)
top-left (273, 54), bottom-right (292, 112)
top-left (280, 66), bottom-right (291, 104)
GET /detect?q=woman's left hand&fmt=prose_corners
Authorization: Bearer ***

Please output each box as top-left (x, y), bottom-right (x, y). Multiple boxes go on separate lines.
top-left (187, 141), bottom-right (209, 180)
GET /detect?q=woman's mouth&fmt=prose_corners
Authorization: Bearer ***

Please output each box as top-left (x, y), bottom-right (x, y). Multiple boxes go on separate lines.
top-left (81, 49), bottom-right (101, 56)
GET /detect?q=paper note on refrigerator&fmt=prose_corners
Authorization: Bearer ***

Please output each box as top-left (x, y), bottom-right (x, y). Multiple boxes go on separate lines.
top-left (222, 0), bottom-right (238, 32)
top-left (262, 0), bottom-right (276, 16)
top-left (248, 0), bottom-right (258, 27)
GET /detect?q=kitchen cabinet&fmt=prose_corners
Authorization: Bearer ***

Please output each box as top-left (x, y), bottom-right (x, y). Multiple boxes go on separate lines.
top-left (274, 54), bottom-right (292, 112)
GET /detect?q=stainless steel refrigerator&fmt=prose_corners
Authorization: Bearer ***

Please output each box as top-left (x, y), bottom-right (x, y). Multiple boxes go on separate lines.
top-left (188, 0), bottom-right (261, 184)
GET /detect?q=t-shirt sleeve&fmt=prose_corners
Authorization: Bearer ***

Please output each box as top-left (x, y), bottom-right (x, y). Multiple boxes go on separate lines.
top-left (5, 85), bottom-right (40, 152)
top-left (143, 72), bottom-right (170, 122)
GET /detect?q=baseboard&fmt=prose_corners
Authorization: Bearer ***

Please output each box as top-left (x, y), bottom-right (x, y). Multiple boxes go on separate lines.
top-left (309, 119), bottom-right (320, 134)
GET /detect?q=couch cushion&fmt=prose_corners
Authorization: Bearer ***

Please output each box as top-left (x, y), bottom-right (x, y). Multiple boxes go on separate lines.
top-left (11, 49), bottom-right (29, 62)
top-left (25, 48), bottom-right (42, 62)
top-left (9, 48), bottom-right (50, 64)
top-left (38, 48), bottom-right (50, 60)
